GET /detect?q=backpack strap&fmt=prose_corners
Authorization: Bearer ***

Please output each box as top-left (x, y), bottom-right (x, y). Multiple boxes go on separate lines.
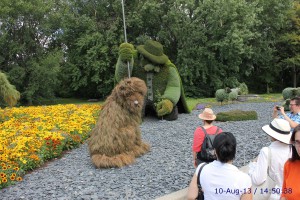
top-left (200, 126), bottom-right (208, 136)
top-left (200, 126), bottom-right (219, 136)
top-left (215, 127), bottom-right (220, 134)
top-left (197, 163), bottom-right (207, 192)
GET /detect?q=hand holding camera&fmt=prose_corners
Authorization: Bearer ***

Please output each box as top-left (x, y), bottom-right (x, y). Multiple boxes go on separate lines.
top-left (276, 106), bottom-right (282, 111)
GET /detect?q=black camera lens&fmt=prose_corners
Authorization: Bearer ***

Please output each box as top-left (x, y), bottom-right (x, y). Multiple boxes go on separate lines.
top-left (276, 106), bottom-right (281, 110)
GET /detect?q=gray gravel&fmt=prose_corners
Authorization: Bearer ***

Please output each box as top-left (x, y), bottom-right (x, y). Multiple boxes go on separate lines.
top-left (1, 102), bottom-right (278, 200)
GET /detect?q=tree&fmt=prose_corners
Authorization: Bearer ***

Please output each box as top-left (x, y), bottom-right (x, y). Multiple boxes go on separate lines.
top-left (243, 0), bottom-right (293, 93)
top-left (0, 0), bottom-right (64, 104)
top-left (278, 1), bottom-right (300, 87)
top-left (57, 0), bottom-right (123, 98)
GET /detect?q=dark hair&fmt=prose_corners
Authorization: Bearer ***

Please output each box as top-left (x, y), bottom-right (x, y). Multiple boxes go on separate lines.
top-left (213, 132), bottom-right (236, 163)
top-left (204, 120), bottom-right (213, 124)
top-left (289, 125), bottom-right (300, 161)
top-left (291, 96), bottom-right (300, 105)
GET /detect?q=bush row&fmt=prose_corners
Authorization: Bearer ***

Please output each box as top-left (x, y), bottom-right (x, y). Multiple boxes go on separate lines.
top-left (215, 83), bottom-right (249, 103)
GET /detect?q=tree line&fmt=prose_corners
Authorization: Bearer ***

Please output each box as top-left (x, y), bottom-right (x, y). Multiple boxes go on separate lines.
top-left (0, 0), bottom-right (299, 105)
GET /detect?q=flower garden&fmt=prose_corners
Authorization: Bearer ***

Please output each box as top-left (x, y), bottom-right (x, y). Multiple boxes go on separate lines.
top-left (0, 104), bottom-right (101, 189)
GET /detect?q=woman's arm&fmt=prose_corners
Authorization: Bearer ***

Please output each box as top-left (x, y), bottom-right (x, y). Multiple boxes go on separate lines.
top-left (240, 193), bottom-right (252, 200)
top-left (187, 173), bottom-right (198, 200)
top-left (248, 147), bottom-right (268, 185)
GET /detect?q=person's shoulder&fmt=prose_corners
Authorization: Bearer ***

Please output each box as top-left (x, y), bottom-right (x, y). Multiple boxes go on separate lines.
top-left (284, 159), bottom-right (297, 168)
top-left (195, 162), bottom-right (208, 174)
top-left (237, 170), bottom-right (252, 185)
top-left (194, 126), bottom-right (204, 133)
top-left (257, 146), bottom-right (267, 154)
top-left (206, 126), bottom-right (221, 133)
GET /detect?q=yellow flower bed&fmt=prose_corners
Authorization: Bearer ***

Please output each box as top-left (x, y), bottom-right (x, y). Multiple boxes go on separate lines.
top-left (0, 104), bottom-right (101, 189)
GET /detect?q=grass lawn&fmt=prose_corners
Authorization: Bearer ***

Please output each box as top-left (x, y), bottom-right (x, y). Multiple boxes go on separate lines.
top-left (37, 98), bottom-right (104, 105)
top-left (40, 93), bottom-right (284, 111)
top-left (186, 93), bottom-right (284, 111)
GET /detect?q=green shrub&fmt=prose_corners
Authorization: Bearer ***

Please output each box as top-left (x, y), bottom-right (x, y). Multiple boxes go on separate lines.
top-left (283, 99), bottom-right (291, 111)
top-left (293, 88), bottom-right (300, 96)
top-left (216, 110), bottom-right (258, 122)
top-left (228, 90), bottom-right (238, 101)
top-left (215, 89), bottom-right (229, 103)
top-left (282, 87), bottom-right (294, 100)
top-left (238, 83), bottom-right (248, 95)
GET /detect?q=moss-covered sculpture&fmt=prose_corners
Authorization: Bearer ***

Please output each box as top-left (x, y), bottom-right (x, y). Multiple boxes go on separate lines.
top-left (0, 71), bottom-right (20, 106)
top-left (88, 77), bottom-right (150, 168)
top-left (115, 40), bottom-right (190, 120)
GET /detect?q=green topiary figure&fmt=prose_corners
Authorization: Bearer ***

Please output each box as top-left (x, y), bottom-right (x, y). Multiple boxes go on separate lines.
top-left (115, 40), bottom-right (190, 120)
top-left (0, 72), bottom-right (20, 106)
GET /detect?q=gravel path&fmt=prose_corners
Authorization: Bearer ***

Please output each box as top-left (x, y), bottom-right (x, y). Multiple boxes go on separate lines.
top-left (1, 102), bottom-right (278, 200)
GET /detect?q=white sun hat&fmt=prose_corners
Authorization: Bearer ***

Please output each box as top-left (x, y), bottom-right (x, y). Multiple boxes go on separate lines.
top-left (262, 118), bottom-right (292, 144)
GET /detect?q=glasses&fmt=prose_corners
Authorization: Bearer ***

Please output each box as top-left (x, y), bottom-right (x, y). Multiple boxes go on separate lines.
top-left (289, 104), bottom-right (298, 106)
top-left (291, 141), bottom-right (300, 147)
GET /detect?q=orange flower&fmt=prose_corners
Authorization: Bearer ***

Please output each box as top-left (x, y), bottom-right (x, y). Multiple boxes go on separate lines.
top-left (11, 173), bottom-right (16, 177)
top-left (2, 166), bottom-right (7, 170)
top-left (16, 177), bottom-right (22, 181)
top-left (10, 176), bottom-right (15, 181)
top-left (13, 167), bottom-right (19, 171)
top-left (2, 178), bottom-right (7, 183)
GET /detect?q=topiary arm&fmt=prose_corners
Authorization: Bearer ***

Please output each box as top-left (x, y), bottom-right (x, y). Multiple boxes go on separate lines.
top-left (0, 72), bottom-right (20, 106)
top-left (114, 43), bottom-right (137, 82)
top-left (160, 62), bottom-right (181, 105)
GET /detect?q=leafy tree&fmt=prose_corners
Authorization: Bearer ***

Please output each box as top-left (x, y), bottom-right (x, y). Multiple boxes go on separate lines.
top-left (0, 0), bottom-right (64, 104)
top-left (278, 1), bottom-right (300, 87)
top-left (244, 0), bottom-right (293, 93)
top-left (57, 0), bottom-right (123, 99)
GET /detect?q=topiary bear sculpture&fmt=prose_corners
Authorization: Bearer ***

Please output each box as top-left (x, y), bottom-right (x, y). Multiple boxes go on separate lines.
top-left (115, 40), bottom-right (190, 120)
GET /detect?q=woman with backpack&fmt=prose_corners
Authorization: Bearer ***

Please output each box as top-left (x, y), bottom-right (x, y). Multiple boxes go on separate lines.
top-left (192, 108), bottom-right (222, 167)
top-left (187, 132), bottom-right (252, 200)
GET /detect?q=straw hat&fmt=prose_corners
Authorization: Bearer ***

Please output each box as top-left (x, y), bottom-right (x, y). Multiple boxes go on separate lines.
top-left (262, 118), bottom-right (292, 144)
top-left (137, 40), bottom-right (169, 64)
top-left (198, 108), bottom-right (216, 121)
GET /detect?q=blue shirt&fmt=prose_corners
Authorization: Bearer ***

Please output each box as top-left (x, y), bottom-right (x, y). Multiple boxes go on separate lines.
top-left (279, 112), bottom-right (300, 128)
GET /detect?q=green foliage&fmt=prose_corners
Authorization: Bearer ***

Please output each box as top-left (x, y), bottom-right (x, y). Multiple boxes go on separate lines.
top-left (283, 99), bottom-right (291, 111)
top-left (278, 2), bottom-right (300, 88)
top-left (295, 87), bottom-right (300, 96)
top-left (0, 72), bottom-right (20, 106)
top-left (282, 87), bottom-right (294, 100)
top-left (0, 0), bottom-right (64, 104)
top-left (229, 91), bottom-right (238, 101)
top-left (215, 89), bottom-right (229, 103)
top-left (0, 0), bottom-right (297, 102)
top-left (238, 83), bottom-right (249, 95)
top-left (216, 110), bottom-right (258, 121)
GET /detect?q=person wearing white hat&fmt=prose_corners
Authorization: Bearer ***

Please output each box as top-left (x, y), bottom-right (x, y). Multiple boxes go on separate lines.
top-left (192, 108), bottom-right (222, 167)
top-left (248, 118), bottom-right (292, 200)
